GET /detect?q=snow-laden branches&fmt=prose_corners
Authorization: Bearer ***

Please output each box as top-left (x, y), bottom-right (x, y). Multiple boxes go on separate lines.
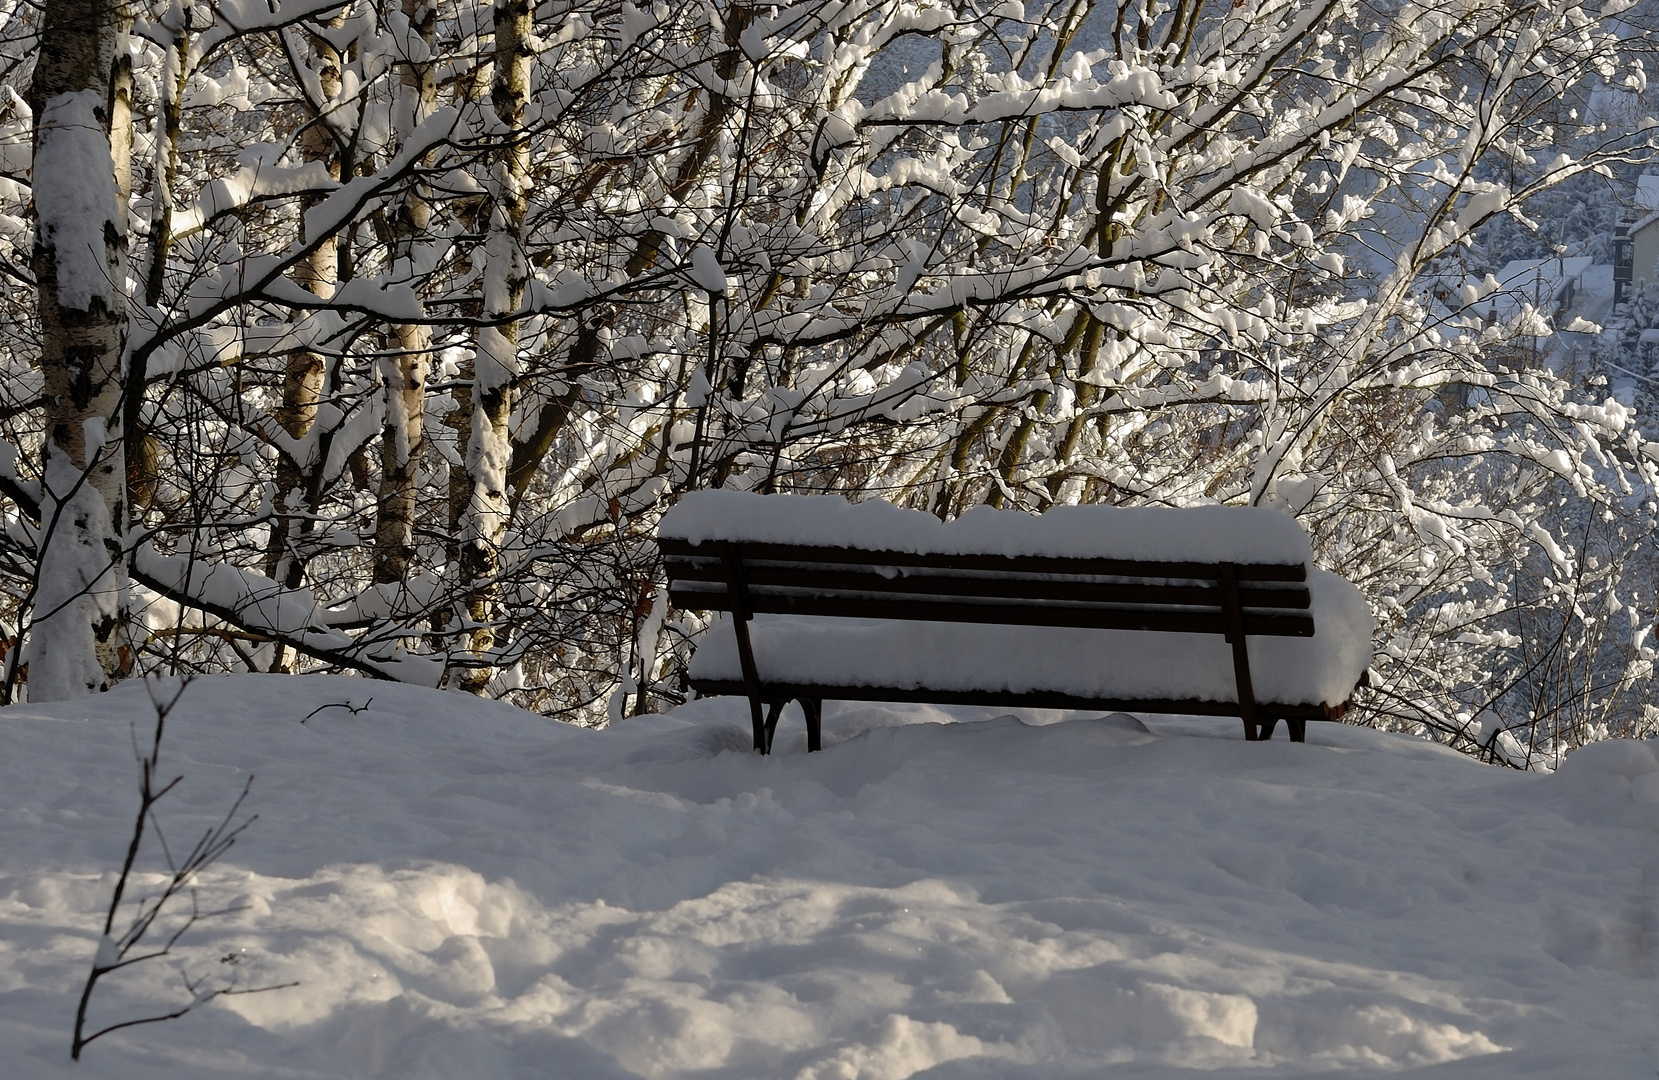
top-left (0, 0), bottom-right (1651, 756)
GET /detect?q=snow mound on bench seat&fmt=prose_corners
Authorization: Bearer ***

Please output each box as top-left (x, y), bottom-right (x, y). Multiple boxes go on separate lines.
top-left (661, 491), bottom-right (1313, 564)
top-left (690, 568), bottom-right (1373, 708)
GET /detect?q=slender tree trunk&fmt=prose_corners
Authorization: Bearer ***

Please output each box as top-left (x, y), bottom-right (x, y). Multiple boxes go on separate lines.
top-left (262, 22), bottom-right (344, 675)
top-left (440, 9), bottom-right (491, 629)
top-left (374, 0), bottom-right (437, 589)
top-left (127, 22), bottom-right (188, 516)
top-left (1046, 315), bottom-right (1106, 504)
top-left (266, 24), bottom-right (342, 590)
top-left (25, 0), bottom-right (131, 700)
top-left (454, 0), bottom-right (530, 692)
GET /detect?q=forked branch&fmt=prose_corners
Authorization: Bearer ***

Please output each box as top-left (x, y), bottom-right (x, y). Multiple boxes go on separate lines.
top-left (70, 678), bottom-right (295, 1061)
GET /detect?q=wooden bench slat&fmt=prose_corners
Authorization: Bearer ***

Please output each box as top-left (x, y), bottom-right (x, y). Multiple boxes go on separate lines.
top-left (665, 562), bottom-right (1312, 610)
top-left (668, 587), bottom-right (1317, 637)
top-left (659, 537), bottom-right (1308, 582)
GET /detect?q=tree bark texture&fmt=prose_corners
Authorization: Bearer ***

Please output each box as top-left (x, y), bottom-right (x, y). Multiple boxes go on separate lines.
top-left (266, 21), bottom-right (343, 594)
top-left (374, 0), bottom-right (438, 589)
top-left (454, 0), bottom-right (530, 693)
top-left (25, 0), bottom-right (131, 700)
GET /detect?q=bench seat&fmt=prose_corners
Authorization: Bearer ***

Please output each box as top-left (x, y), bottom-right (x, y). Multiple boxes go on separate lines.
top-left (688, 566), bottom-right (1370, 713)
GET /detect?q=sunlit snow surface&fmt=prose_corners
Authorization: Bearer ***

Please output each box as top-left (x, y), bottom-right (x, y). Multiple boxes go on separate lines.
top-left (1, 676), bottom-right (1654, 1078)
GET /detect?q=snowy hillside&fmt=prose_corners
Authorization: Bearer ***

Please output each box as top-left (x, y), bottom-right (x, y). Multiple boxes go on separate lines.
top-left (1, 676), bottom-right (1654, 1078)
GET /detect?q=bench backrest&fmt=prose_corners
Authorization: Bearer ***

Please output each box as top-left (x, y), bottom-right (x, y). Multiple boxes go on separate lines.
top-left (660, 538), bottom-right (1313, 639)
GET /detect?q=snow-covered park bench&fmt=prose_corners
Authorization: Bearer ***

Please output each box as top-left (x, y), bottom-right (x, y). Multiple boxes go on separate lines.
top-left (658, 492), bottom-right (1373, 753)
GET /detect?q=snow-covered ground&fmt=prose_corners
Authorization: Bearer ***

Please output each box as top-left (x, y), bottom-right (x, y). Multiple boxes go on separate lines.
top-left (1, 675), bottom-right (1654, 1079)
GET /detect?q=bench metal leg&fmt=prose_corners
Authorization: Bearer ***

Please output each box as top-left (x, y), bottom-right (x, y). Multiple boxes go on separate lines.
top-left (720, 547), bottom-right (771, 755)
top-left (802, 698), bottom-right (822, 752)
top-left (762, 699), bottom-right (787, 754)
top-left (1219, 565), bottom-right (1267, 745)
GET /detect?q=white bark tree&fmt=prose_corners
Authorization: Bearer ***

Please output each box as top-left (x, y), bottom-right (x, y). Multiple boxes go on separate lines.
top-left (24, 0), bottom-right (131, 700)
top-left (454, 0), bottom-right (532, 693)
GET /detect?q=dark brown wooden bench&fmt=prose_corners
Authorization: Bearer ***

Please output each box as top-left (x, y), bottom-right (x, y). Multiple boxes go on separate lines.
top-left (660, 537), bottom-right (1359, 753)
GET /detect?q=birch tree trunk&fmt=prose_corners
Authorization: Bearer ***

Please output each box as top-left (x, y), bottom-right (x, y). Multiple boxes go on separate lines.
top-left (454, 0), bottom-right (530, 692)
top-left (266, 22), bottom-right (343, 591)
top-left (375, 0), bottom-right (438, 590)
top-left (263, 21), bottom-right (344, 675)
top-left (24, 0), bottom-right (130, 700)
top-left (439, 9), bottom-right (490, 627)
top-left (127, 18), bottom-right (188, 515)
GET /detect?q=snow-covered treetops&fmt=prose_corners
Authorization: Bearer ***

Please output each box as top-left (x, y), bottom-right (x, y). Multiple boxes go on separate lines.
top-left (0, 0), bottom-right (1656, 764)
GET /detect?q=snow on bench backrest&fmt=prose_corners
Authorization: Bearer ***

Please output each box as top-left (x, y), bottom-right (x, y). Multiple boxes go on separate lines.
top-left (658, 491), bottom-right (1314, 567)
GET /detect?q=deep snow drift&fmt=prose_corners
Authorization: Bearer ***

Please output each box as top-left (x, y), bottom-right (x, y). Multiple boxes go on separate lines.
top-left (0, 676), bottom-right (1654, 1078)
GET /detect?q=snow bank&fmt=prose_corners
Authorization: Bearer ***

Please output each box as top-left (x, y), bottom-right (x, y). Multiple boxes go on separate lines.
top-left (659, 491), bottom-right (1314, 565)
top-left (689, 569), bottom-right (1371, 707)
top-left (0, 676), bottom-right (1652, 1078)
top-left (1553, 737), bottom-right (1659, 832)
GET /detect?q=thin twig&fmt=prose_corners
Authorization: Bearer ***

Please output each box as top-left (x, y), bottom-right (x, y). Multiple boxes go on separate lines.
top-left (70, 679), bottom-right (292, 1061)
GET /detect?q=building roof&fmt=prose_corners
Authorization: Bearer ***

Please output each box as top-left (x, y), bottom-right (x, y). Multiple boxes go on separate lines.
top-left (1456, 256), bottom-right (1593, 321)
top-left (1492, 256), bottom-right (1593, 295)
top-left (1636, 174), bottom-right (1659, 212)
